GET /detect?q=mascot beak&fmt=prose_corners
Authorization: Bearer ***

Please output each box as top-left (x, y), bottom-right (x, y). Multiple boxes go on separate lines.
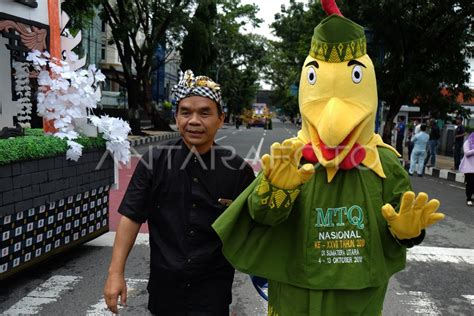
top-left (316, 97), bottom-right (371, 149)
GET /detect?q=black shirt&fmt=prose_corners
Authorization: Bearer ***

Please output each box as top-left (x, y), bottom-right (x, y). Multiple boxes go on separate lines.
top-left (455, 124), bottom-right (466, 145)
top-left (118, 138), bottom-right (255, 313)
top-left (429, 125), bottom-right (440, 140)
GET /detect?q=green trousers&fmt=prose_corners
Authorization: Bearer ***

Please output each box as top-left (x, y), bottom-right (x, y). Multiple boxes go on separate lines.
top-left (268, 280), bottom-right (387, 316)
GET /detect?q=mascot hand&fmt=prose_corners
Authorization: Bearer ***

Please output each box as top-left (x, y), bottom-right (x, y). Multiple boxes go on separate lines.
top-left (381, 191), bottom-right (445, 240)
top-left (261, 139), bottom-right (315, 190)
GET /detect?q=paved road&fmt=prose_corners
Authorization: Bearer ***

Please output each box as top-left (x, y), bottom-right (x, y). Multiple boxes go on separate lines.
top-left (1, 122), bottom-right (473, 315)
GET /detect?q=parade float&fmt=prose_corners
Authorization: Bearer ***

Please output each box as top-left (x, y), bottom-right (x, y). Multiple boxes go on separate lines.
top-left (0, 0), bottom-right (130, 280)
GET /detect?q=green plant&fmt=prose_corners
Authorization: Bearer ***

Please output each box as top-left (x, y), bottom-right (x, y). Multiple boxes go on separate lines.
top-left (0, 129), bottom-right (106, 165)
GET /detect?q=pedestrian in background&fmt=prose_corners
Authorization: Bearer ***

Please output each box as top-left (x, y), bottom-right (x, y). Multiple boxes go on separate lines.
top-left (460, 132), bottom-right (474, 206)
top-left (103, 70), bottom-right (255, 315)
top-left (409, 124), bottom-right (429, 177)
top-left (426, 118), bottom-right (440, 168)
top-left (405, 127), bottom-right (414, 161)
top-left (454, 116), bottom-right (467, 171)
top-left (414, 119), bottom-right (421, 134)
top-left (395, 116), bottom-right (406, 156)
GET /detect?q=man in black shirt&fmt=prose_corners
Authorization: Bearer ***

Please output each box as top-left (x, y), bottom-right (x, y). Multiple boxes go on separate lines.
top-left (103, 70), bottom-right (255, 315)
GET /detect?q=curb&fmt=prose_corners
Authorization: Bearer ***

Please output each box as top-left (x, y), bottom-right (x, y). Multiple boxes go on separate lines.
top-left (127, 131), bottom-right (180, 147)
top-left (424, 167), bottom-right (464, 183)
top-left (400, 159), bottom-right (464, 183)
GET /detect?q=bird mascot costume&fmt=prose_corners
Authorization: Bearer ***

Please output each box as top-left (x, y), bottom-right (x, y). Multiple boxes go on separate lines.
top-left (213, 0), bottom-right (445, 315)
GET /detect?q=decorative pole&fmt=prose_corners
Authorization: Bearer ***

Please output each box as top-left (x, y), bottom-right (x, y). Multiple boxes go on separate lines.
top-left (43, 0), bottom-right (61, 133)
top-left (47, 0), bottom-right (61, 59)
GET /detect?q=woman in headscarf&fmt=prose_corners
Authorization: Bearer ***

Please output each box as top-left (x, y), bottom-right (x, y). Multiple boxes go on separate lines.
top-left (459, 131), bottom-right (474, 206)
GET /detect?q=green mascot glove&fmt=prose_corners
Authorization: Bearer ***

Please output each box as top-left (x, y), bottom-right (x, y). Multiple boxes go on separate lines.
top-left (261, 139), bottom-right (315, 190)
top-left (381, 191), bottom-right (445, 240)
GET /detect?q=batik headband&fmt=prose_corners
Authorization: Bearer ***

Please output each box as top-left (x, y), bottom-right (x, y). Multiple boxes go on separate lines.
top-left (172, 69), bottom-right (222, 106)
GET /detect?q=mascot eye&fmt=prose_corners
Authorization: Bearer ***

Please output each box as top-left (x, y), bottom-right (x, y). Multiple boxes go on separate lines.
top-left (307, 67), bottom-right (317, 85)
top-left (351, 65), bottom-right (363, 84)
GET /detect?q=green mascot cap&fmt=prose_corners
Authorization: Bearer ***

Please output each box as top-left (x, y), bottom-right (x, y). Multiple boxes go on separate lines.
top-left (310, 0), bottom-right (366, 63)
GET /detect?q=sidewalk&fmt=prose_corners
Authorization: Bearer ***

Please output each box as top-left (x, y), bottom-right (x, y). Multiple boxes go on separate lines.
top-left (126, 123), bottom-right (237, 147)
top-left (400, 150), bottom-right (464, 183)
top-left (127, 128), bottom-right (180, 147)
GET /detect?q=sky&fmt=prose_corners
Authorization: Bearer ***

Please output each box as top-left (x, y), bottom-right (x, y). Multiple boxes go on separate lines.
top-left (239, 1), bottom-right (295, 89)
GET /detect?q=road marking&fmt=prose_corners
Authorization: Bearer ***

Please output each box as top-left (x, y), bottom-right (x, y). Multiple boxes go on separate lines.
top-left (395, 291), bottom-right (441, 315)
top-left (448, 184), bottom-right (465, 190)
top-left (255, 137), bottom-right (264, 163)
top-left (86, 233), bottom-right (474, 265)
top-left (461, 295), bottom-right (474, 305)
top-left (215, 136), bottom-right (227, 142)
top-left (232, 131), bottom-right (236, 135)
top-left (407, 246), bottom-right (474, 264)
top-left (85, 232), bottom-right (149, 247)
top-left (3, 275), bottom-right (82, 315)
top-left (86, 278), bottom-right (148, 315)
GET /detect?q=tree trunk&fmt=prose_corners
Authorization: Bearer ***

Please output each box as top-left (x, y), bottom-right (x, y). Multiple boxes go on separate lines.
top-left (126, 80), bottom-right (143, 135)
top-left (382, 102), bottom-right (402, 144)
top-left (151, 109), bottom-right (174, 131)
top-left (142, 78), bottom-right (173, 131)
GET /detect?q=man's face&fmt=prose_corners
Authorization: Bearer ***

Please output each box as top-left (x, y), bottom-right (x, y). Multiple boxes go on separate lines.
top-left (175, 96), bottom-right (224, 153)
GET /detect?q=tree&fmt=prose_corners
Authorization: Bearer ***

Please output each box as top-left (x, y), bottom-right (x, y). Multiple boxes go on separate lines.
top-left (63, 0), bottom-right (267, 131)
top-left (342, 0), bottom-right (473, 141)
top-left (99, 0), bottom-right (197, 134)
top-left (180, 0), bottom-right (218, 73)
top-left (62, 0), bottom-right (195, 133)
top-left (269, 0), bottom-right (473, 140)
top-left (268, 1), bottom-right (325, 119)
top-left (211, 0), bottom-right (267, 117)
top-left (61, 0), bottom-right (101, 34)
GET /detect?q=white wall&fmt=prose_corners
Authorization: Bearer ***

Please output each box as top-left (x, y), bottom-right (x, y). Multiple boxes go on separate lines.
top-left (468, 56), bottom-right (474, 90)
top-left (0, 0), bottom-right (50, 25)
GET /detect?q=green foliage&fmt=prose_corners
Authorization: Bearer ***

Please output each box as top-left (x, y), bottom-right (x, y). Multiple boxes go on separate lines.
top-left (98, 0), bottom-right (196, 132)
top-left (180, 0), bottom-right (218, 73)
top-left (64, 0), bottom-right (265, 127)
top-left (267, 0), bottom-right (473, 139)
top-left (61, 0), bottom-right (101, 34)
top-left (210, 0), bottom-right (267, 115)
top-left (163, 100), bottom-right (172, 109)
top-left (267, 1), bottom-right (325, 117)
top-left (341, 0), bottom-right (473, 141)
top-left (0, 129), bottom-right (106, 165)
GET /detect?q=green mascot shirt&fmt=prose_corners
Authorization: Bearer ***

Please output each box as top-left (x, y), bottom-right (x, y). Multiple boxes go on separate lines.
top-left (213, 147), bottom-right (411, 313)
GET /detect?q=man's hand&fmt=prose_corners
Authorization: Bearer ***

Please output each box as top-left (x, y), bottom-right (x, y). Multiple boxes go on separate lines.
top-left (381, 191), bottom-right (445, 240)
top-left (103, 272), bottom-right (127, 314)
top-left (261, 139), bottom-right (315, 189)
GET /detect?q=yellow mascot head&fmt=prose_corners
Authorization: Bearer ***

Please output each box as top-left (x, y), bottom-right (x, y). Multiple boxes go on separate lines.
top-left (299, 0), bottom-right (396, 182)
